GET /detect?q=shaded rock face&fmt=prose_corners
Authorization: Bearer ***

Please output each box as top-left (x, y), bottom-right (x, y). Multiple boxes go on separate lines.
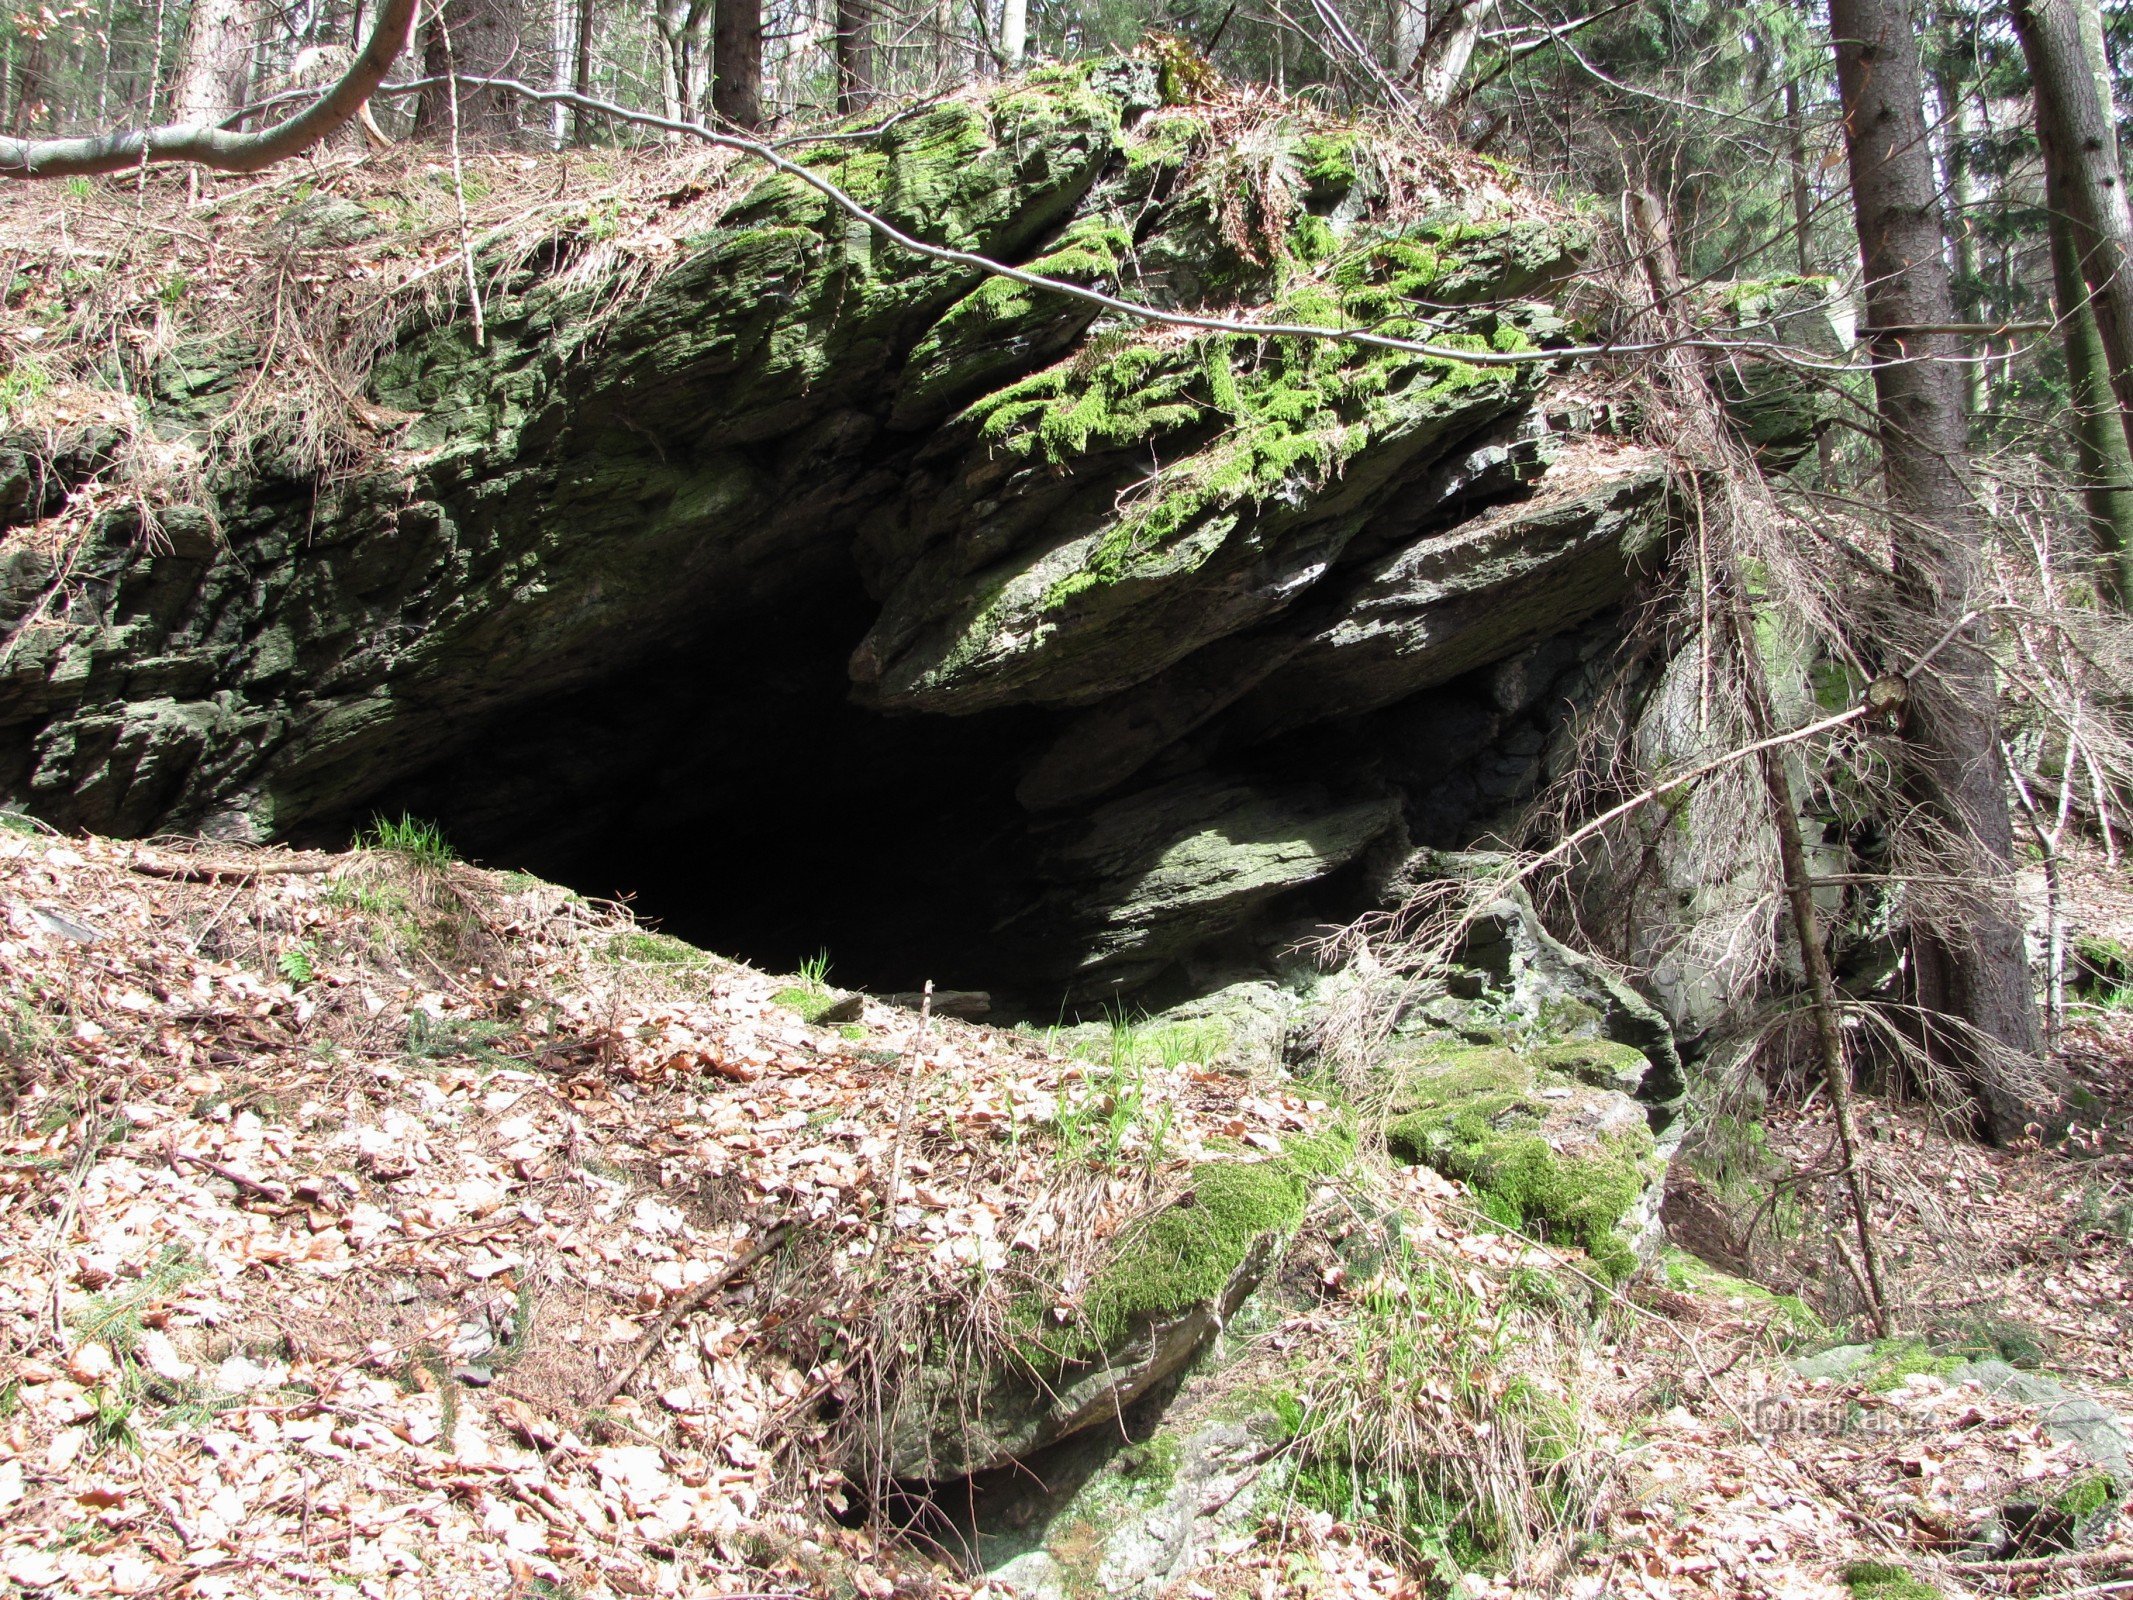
top-left (0, 64), bottom-right (1673, 1000)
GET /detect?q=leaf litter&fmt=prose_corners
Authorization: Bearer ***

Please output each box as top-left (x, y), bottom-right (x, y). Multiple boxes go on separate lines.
top-left (0, 822), bottom-right (2126, 1598)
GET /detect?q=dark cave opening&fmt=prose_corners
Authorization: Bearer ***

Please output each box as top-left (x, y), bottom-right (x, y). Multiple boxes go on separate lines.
top-left (329, 562), bottom-right (1616, 1012)
top-left (344, 584), bottom-right (1070, 1000)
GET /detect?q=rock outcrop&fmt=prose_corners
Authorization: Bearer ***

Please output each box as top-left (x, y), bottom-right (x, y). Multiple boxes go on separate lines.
top-left (0, 62), bottom-right (1700, 996)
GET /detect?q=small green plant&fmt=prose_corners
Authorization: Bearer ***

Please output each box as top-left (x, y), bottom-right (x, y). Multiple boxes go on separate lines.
top-left (771, 949), bottom-right (838, 1023)
top-left (70, 1245), bottom-right (203, 1355)
top-left (276, 939), bottom-right (319, 985)
top-left (0, 354), bottom-right (51, 423)
top-left (359, 813), bottom-right (457, 870)
top-left (1282, 1235), bottom-right (1589, 1581)
top-left (64, 176), bottom-right (92, 200)
top-left (404, 1012), bottom-right (511, 1066)
top-left (159, 273), bottom-right (190, 307)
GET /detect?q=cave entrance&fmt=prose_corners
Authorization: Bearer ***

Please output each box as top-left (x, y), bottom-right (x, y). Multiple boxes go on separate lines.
top-left (351, 590), bottom-right (1060, 1003)
top-left (336, 582), bottom-right (1603, 1014)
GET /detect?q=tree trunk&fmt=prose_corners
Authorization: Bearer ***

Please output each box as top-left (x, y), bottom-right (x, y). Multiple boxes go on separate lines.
top-left (835, 0), bottom-right (875, 113)
top-left (1930, 54), bottom-right (1987, 415)
top-left (712, 0), bottom-right (762, 128)
top-left (2011, 0), bottom-right (2133, 458)
top-left (2022, 0), bottom-right (2133, 598)
top-left (2050, 160), bottom-right (2133, 599)
top-left (570, 0), bottom-right (596, 141)
top-left (999, 0), bottom-right (1027, 72)
top-left (1391, 0), bottom-right (1425, 75)
top-left (1829, 0), bottom-right (2048, 1139)
top-left (1411, 0), bottom-right (1482, 107)
top-left (413, 0), bottom-right (525, 138)
top-left (548, 0), bottom-right (571, 145)
top-left (1784, 77), bottom-right (1814, 276)
top-left (170, 0), bottom-right (258, 124)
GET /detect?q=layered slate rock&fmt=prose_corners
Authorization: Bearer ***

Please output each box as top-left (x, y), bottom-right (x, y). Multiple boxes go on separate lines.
top-left (0, 63), bottom-right (1674, 993)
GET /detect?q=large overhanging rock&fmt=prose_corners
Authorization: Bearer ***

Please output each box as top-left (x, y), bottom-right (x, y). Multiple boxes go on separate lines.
top-left (0, 62), bottom-right (1676, 994)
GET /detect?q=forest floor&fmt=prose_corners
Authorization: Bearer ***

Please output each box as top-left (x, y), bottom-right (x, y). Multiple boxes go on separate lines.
top-left (0, 819), bottom-right (2128, 1600)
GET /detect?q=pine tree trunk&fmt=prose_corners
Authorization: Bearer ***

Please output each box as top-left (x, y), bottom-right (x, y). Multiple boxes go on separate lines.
top-left (836, 0), bottom-right (875, 113)
top-left (2050, 164), bottom-right (2133, 600)
top-left (170, 0), bottom-right (257, 125)
top-left (712, 0), bottom-right (762, 128)
top-left (1830, 0), bottom-right (2048, 1139)
top-left (2011, 0), bottom-right (2133, 457)
top-left (1931, 55), bottom-right (1988, 415)
top-left (2024, 0), bottom-right (2133, 598)
top-left (1785, 78), bottom-right (1814, 276)
top-left (570, 0), bottom-right (596, 141)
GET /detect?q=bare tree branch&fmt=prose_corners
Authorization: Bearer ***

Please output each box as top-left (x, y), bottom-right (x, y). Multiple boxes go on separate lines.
top-left (0, 0), bottom-right (418, 179)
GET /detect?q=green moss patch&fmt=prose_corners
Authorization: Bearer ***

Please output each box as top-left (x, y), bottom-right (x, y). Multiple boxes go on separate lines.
top-left (1840, 1561), bottom-right (1941, 1600)
top-left (1382, 1047), bottom-right (1656, 1281)
top-left (1041, 1126), bottom-right (1353, 1367)
top-left (1861, 1338), bottom-right (1963, 1392)
top-left (2053, 1471), bottom-right (2120, 1521)
top-left (1661, 1248), bottom-right (1824, 1340)
top-left (1527, 1038), bottom-right (1650, 1093)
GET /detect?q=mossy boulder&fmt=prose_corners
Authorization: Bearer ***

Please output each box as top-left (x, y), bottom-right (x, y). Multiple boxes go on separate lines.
top-left (882, 1130), bottom-right (1350, 1478)
top-left (1382, 1045), bottom-right (1663, 1279)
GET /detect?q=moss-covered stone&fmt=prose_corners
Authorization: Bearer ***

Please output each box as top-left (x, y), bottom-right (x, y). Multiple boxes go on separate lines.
top-left (1382, 1045), bottom-right (1660, 1280)
top-left (1, 66), bottom-right (1670, 1008)
top-left (1527, 1037), bottom-right (1652, 1095)
top-left (1065, 1125), bottom-right (1352, 1360)
top-left (882, 1128), bottom-right (1350, 1480)
top-left (1861, 1338), bottom-right (1964, 1392)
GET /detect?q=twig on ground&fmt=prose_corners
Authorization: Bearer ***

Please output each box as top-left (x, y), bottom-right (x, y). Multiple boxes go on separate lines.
top-left (874, 980), bottom-right (933, 1265)
top-left (581, 1220), bottom-right (793, 1412)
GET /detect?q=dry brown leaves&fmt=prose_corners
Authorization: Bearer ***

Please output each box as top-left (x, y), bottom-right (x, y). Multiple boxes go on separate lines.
top-left (0, 825), bottom-right (1313, 1598)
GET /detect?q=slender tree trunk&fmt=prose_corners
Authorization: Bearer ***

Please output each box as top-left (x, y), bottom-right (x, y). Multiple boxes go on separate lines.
top-left (2021, 0), bottom-right (2133, 598)
top-left (1931, 55), bottom-right (1987, 416)
top-left (1785, 77), bottom-right (1814, 276)
top-left (835, 0), bottom-right (875, 113)
top-left (2050, 165), bottom-right (2133, 600)
top-left (170, 0), bottom-right (257, 124)
top-left (2012, 0), bottom-right (2133, 458)
top-left (570, 0), bottom-right (595, 141)
top-left (548, 0), bottom-right (570, 145)
top-left (712, 0), bottom-right (762, 127)
top-left (999, 0), bottom-right (1026, 71)
top-left (16, 38), bottom-right (48, 133)
top-left (413, 0), bottom-right (525, 137)
top-left (1391, 0), bottom-right (1425, 75)
top-left (1830, 0), bottom-right (2048, 1139)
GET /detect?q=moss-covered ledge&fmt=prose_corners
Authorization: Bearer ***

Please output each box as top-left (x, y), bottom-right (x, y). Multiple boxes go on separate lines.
top-left (1382, 1044), bottom-right (1662, 1280)
top-left (879, 1128), bottom-right (1351, 1479)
